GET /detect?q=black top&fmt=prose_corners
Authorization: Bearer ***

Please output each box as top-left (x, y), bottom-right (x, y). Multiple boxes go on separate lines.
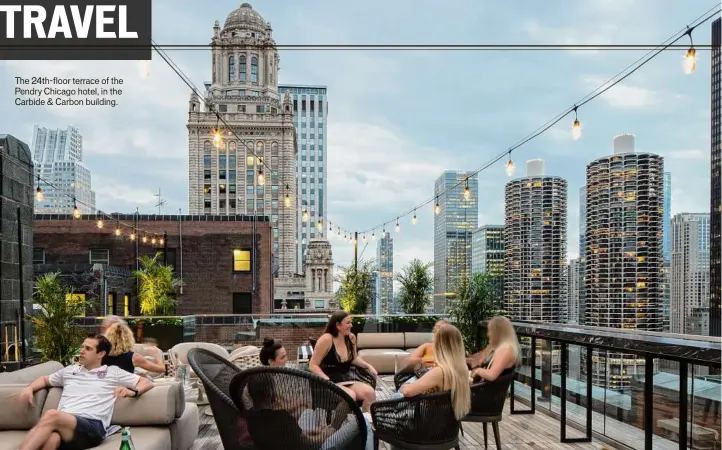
top-left (103, 351), bottom-right (135, 373)
top-left (320, 336), bottom-right (355, 383)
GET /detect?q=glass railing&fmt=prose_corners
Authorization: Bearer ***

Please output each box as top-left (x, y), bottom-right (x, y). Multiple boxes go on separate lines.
top-left (487, 321), bottom-right (722, 450)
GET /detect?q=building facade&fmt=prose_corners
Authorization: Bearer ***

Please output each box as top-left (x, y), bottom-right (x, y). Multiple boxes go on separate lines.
top-left (0, 135), bottom-right (34, 368)
top-left (33, 214), bottom-right (273, 315)
top-left (661, 172), bottom-right (672, 331)
top-left (278, 85), bottom-right (328, 270)
top-left (375, 234), bottom-right (393, 315)
top-left (710, 17), bottom-right (721, 337)
top-left (504, 159), bottom-right (567, 323)
top-left (567, 258), bottom-right (581, 324)
top-left (32, 126), bottom-right (95, 215)
top-left (578, 185), bottom-right (586, 324)
top-left (670, 213), bottom-right (710, 335)
top-left (187, 3), bottom-right (298, 286)
top-left (433, 171), bottom-right (478, 312)
top-left (584, 134), bottom-right (663, 390)
top-left (471, 225), bottom-right (504, 298)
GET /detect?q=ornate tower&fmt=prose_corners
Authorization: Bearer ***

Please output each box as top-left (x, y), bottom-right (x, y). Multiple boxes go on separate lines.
top-left (187, 3), bottom-right (298, 280)
top-left (303, 239), bottom-right (336, 310)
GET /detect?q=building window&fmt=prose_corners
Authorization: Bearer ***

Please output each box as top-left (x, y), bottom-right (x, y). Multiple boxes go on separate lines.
top-left (239, 55), bottom-right (246, 81)
top-left (256, 105), bottom-right (264, 113)
top-left (32, 248), bottom-right (45, 264)
top-left (314, 300), bottom-right (325, 309)
top-left (233, 249), bottom-right (251, 272)
top-left (228, 55), bottom-right (235, 82)
top-left (89, 249), bottom-right (109, 265)
top-left (251, 56), bottom-right (258, 82)
top-left (233, 293), bottom-right (252, 314)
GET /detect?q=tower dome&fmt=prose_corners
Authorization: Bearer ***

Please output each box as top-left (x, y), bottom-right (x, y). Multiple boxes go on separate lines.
top-left (223, 3), bottom-right (268, 33)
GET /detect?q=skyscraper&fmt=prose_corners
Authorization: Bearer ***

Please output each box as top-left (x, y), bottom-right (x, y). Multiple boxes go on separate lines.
top-left (278, 85), bottom-right (328, 270)
top-left (504, 159), bottom-right (567, 322)
top-left (32, 125), bottom-right (95, 214)
top-left (670, 213), bottom-right (710, 335)
top-left (663, 172), bottom-right (672, 261)
top-left (471, 225), bottom-right (504, 298)
top-left (375, 234), bottom-right (393, 315)
top-left (578, 185), bottom-right (587, 324)
top-left (187, 4), bottom-right (298, 281)
top-left (567, 258), bottom-right (581, 324)
top-left (585, 134), bottom-right (663, 390)
top-left (710, 17), bottom-right (721, 337)
top-left (585, 134), bottom-right (663, 330)
top-left (433, 171), bottom-right (478, 312)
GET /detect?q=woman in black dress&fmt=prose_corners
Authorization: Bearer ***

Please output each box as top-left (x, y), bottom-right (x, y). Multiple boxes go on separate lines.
top-left (309, 311), bottom-right (377, 411)
top-left (103, 323), bottom-right (166, 376)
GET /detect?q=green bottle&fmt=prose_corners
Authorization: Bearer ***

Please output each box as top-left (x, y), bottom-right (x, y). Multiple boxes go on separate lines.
top-left (119, 427), bottom-right (134, 450)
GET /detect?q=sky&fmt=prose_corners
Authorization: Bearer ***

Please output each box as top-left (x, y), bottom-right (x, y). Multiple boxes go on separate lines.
top-left (1, 0), bottom-right (718, 277)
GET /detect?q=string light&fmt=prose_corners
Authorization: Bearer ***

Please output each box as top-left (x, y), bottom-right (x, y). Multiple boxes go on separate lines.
top-left (159, 237), bottom-right (164, 246)
top-left (130, 232), bottom-right (136, 241)
top-left (395, 219), bottom-right (400, 233)
top-left (683, 26), bottom-right (697, 74)
top-left (212, 128), bottom-right (222, 148)
top-left (257, 168), bottom-right (265, 186)
top-left (372, 232), bottom-right (376, 240)
top-left (571, 106), bottom-right (582, 140)
top-left (506, 155), bottom-right (516, 177)
top-left (35, 174), bottom-right (43, 201)
top-left (302, 209), bottom-right (309, 222)
top-left (362, 234), bottom-right (366, 241)
top-left (284, 191), bottom-right (291, 207)
top-left (142, 236), bottom-right (148, 243)
top-left (72, 200), bottom-right (80, 219)
top-left (434, 197), bottom-right (440, 215)
top-left (114, 225), bottom-right (121, 236)
top-left (151, 237), bottom-right (157, 245)
top-left (412, 211), bottom-right (418, 225)
top-left (463, 180), bottom-right (471, 201)
top-left (317, 220), bottom-right (323, 230)
top-left (97, 218), bottom-right (104, 228)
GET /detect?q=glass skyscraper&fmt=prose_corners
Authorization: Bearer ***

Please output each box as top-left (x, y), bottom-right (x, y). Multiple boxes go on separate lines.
top-left (278, 85), bottom-right (328, 271)
top-left (710, 18), bottom-right (721, 337)
top-left (433, 171), bottom-right (478, 313)
top-left (375, 235), bottom-right (393, 315)
top-left (578, 185), bottom-right (586, 324)
top-left (471, 225), bottom-right (504, 299)
top-left (663, 172), bottom-right (672, 262)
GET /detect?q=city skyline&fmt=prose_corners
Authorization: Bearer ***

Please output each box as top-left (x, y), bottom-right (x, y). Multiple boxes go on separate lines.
top-left (0, 0), bottom-right (717, 281)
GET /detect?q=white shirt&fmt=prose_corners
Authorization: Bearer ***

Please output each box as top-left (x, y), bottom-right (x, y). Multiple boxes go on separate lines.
top-left (49, 364), bottom-right (140, 431)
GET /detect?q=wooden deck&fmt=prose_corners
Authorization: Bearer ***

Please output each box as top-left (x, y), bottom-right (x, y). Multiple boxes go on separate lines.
top-left (190, 378), bottom-right (609, 449)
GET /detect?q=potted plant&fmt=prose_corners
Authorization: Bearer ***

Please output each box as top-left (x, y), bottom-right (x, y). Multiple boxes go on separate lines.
top-left (133, 252), bottom-right (183, 316)
top-left (449, 273), bottom-right (505, 353)
top-left (30, 272), bottom-right (86, 365)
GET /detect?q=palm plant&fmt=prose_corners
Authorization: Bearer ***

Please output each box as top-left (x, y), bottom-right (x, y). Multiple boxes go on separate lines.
top-left (448, 272), bottom-right (505, 353)
top-left (395, 259), bottom-right (433, 314)
top-left (30, 272), bottom-right (85, 365)
top-left (133, 252), bottom-right (183, 316)
top-left (335, 259), bottom-right (375, 314)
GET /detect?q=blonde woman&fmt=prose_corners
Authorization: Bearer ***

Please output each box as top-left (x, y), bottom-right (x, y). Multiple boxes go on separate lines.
top-left (396, 325), bottom-right (471, 421)
top-left (470, 316), bottom-right (520, 382)
top-left (103, 323), bottom-right (166, 376)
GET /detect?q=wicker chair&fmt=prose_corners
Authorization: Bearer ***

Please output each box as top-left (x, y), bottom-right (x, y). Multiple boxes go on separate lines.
top-left (187, 348), bottom-right (246, 450)
top-left (371, 390), bottom-right (460, 450)
top-left (462, 371), bottom-right (515, 449)
top-left (230, 366), bottom-right (369, 450)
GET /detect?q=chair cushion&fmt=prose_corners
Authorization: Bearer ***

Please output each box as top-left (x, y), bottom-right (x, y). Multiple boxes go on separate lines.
top-left (358, 349), bottom-right (409, 374)
top-left (404, 333), bottom-right (432, 349)
top-left (0, 385), bottom-right (48, 430)
top-left (356, 333), bottom-right (405, 349)
top-left (0, 362), bottom-right (64, 385)
top-left (0, 430), bottom-right (27, 450)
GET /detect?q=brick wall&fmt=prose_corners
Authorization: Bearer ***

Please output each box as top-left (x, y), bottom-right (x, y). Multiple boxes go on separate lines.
top-left (0, 134), bottom-right (34, 360)
top-left (33, 214), bottom-right (273, 315)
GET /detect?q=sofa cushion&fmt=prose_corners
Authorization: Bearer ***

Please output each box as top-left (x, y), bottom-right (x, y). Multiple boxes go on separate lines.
top-left (0, 430), bottom-right (26, 450)
top-left (0, 362), bottom-right (64, 385)
top-left (169, 403), bottom-right (199, 450)
top-left (404, 332), bottom-right (433, 349)
top-left (358, 349), bottom-right (409, 374)
top-left (0, 385), bottom-right (48, 430)
top-left (356, 333), bottom-right (405, 349)
top-left (95, 426), bottom-right (171, 450)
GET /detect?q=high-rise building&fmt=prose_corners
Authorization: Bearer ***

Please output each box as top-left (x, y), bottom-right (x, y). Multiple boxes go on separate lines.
top-left (375, 234), bottom-right (393, 315)
top-left (585, 134), bottom-right (663, 390)
top-left (585, 134), bottom-right (664, 330)
top-left (578, 185), bottom-right (587, 324)
top-left (32, 125), bottom-right (95, 214)
top-left (433, 171), bottom-right (478, 312)
top-left (504, 159), bottom-right (567, 322)
top-left (661, 172), bottom-right (672, 331)
top-left (471, 225), bottom-right (504, 299)
top-left (670, 213), bottom-right (710, 335)
top-left (187, 4), bottom-right (298, 283)
top-left (710, 17), bottom-right (721, 337)
top-left (278, 85), bottom-right (327, 269)
top-left (567, 258), bottom-right (581, 324)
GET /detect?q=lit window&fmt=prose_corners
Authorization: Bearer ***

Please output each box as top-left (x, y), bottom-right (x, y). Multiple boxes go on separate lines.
top-left (233, 249), bottom-right (251, 272)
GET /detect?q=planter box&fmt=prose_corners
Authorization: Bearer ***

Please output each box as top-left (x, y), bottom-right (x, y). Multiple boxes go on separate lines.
top-left (130, 323), bottom-right (183, 351)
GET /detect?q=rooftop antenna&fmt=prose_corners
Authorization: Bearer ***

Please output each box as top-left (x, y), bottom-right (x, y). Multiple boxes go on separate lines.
top-left (154, 188), bottom-right (166, 215)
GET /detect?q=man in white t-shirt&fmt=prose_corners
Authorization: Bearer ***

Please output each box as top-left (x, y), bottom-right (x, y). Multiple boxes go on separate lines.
top-left (17, 334), bottom-right (154, 450)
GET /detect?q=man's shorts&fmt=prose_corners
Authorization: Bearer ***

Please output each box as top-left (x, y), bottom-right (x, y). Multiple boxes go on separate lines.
top-left (58, 415), bottom-right (106, 450)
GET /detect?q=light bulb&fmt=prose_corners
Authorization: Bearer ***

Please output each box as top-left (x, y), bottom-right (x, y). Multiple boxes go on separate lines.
top-left (395, 221), bottom-right (400, 233)
top-left (382, 230), bottom-right (386, 238)
top-left (159, 238), bottom-right (164, 245)
top-left (463, 186), bottom-right (471, 201)
top-left (506, 160), bottom-right (516, 177)
top-left (434, 203), bottom-right (440, 215)
top-left (353, 238), bottom-right (357, 245)
top-left (73, 206), bottom-right (81, 219)
top-left (302, 210), bottom-right (309, 222)
top-left (372, 232), bottom-right (376, 240)
top-left (284, 193), bottom-right (291, 207)
top-left (412, 213), bottom-right (417, 225)
top-left (35, 187), bottom-right (43, 201)
top-left (362, 234), bottom-right (366, 241)
top-left (130, 233), bottom-right (136, 241)
top-left (571, 119), bottom-right (582, 140)
top-left (138, 60), bottom-right (149, 78)
top-left (151, 238), bottom-right (157, 245)
top-left (142, 236), bottom-right (148, 243)
top-left (683, 48), bottom-right (696, 74)
top-left (97, 219), bottom-right (104, 228)
top-left (317, 220), bottom-right (323, 230)
top-left (115, 227), bottom-right (121, 236)
top-left (257, 170), bottom-right (265, 186)
top-left (212, 129), bottom-right (222, 147)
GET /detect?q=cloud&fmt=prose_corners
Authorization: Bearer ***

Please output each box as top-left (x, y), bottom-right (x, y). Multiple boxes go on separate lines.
top-left (664, 149), bottom-right (706, 160)
top-left (522, 20), bottom-right (619, 55)
top-left (581, 77), bottom-right (661, 108)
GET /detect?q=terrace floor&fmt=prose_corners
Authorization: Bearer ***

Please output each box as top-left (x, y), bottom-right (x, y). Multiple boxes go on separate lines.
top-left (190, 377), bottom-right (608, 450)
